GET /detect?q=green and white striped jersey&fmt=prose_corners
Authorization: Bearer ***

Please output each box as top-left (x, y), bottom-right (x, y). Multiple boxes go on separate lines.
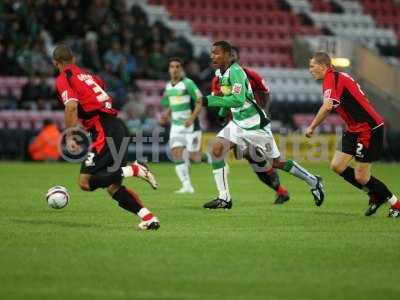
top-left (161, 77), bottom-right (202, 131)
top-left (207, 63), bottom-right (269, 130)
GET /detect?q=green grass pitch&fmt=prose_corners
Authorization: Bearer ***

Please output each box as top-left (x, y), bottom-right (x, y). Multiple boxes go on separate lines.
top-left (0, 162), bottom-right (399, 300)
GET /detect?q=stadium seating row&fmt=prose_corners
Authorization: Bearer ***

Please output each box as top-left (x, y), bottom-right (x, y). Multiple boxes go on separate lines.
top-left (0, 111), bottom-right (64, 130)
top-left (149, 0), bottom-right (324, 68)
top-left (306, 7), bottom-right (398, 47)
top-left (150, 0), bottom-right (282, 11)
top-left (172, 11), bottom-right (302, 27)
top-left (361, 0), bottom-right (400, 38)
top-left (0, 77), bottom-right (54, 99)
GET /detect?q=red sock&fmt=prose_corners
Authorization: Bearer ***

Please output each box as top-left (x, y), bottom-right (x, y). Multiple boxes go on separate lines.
top-left (142, 213), bottom-right (154, 221)
top-left (131, 164), bottom-right (139, 176)
top-left (392, 201), bottom-right (400, 209)
top-left (276, 186), bottom-right (287, 196)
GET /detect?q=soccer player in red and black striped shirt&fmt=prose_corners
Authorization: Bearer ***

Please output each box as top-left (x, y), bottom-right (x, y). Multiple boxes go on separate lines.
top-left (306, 52), bottom-right (399, 217)
top-left (211, 46), bottom-right (290, 205)
top-left (53, 44), bottom-right (160, 229)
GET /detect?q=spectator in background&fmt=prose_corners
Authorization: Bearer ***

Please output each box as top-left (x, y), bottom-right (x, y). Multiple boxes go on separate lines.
top-left (103, 41), bottom-right (125, 73)
top-left (120, 26), bottom-right (133, 46)
top-left (120, 44), bottom-right (137, 82)
top-left (9, 20), bottom-right (25, 49)
top-left (19, 76), bottom-right (52, 110)
top-left (31, 40), bottom-right (52, 75)
top-left (19, 76), bottom-right (39, 109)
top-left (0, 39), bottom-right (18, 75)
top-left (164, 31), bottom-right (182, 57)
top-left (122, 90), bottom-right (146, 133)
top-left (87, 0), bottom-right (110, 29)
top-left (81, 32), bottom-right (102, 72)
top-left (64, 5), bottom-right (83, 37)
top-left (16, 42), bottom-right (34, 74)
top-left (28, 119), bottom-right (61, 161)
top-left (51, 9), bottom-right (68, 42)
top-left (147, 23), bottom-right (165, 45)
top-left (0, 87), bottom-right (18, 110)
top-left (96, 22), bottom-right (114, 54)
top-left (0, 0), bottom-right (198, 111)
top-left (185, 60), bottom-right (202, 85)
top-left (99, 61), bottom-right (128, 109)
top-left (147, 42), bottom-right (167, 79)
top-left (134, 47), bottom-right (149, 78)
top-left (36, 75), bottom-right (52, 99)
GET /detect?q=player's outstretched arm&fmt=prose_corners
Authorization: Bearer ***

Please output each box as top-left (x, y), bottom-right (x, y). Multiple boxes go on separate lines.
top-left (203, 89), bottom-right (245, 108)
top-left (203, 69), bottom-right (246, 108)
top-left (305, 98), bottom-right (333, 138)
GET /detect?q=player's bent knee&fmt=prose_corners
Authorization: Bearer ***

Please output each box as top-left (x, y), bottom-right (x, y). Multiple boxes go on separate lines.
top-left (330, 162), bottom-right (345, 174)
top-left (79, 175), bottom-right (91, 191)
top-left (79, 181), bottom-right (91, 191)
top-left (272, 158), bottom-right (283, 169)
top-left (171, 147), bottom-right (183, 161)
top-left (188, 153), bottom-right (199, 163)
top-left (212, 143), bottom-right (225, 158)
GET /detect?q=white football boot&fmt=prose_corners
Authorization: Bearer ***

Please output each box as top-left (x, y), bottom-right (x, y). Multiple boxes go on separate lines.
top-left (174, 183), bottom-right (195, 194)
top-left (131, 161), bottom-right (158, 189)
top-left (138, 216), bottom-right (160, 230)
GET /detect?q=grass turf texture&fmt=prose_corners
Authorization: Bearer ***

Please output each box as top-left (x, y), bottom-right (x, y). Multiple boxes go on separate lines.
top-left (0, 162), bottom-right (399, 300)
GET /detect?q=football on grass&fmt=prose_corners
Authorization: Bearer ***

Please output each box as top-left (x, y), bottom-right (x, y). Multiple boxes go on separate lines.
top-left (46, 186), bottom-right (70, 209)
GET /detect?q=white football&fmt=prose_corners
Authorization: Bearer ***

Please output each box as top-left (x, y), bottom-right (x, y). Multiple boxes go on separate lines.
top-left (46, 186), bottom-right (70, 209)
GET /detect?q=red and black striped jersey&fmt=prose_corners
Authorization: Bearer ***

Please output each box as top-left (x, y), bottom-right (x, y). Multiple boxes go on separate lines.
top-left (322, 68), bottom-right (383, 132)
top-left (55, 64), bottom-right (117, 128)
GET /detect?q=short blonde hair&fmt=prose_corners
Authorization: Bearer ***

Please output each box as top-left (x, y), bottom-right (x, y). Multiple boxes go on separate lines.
top-left (312, 52), bottom-right (332, 67)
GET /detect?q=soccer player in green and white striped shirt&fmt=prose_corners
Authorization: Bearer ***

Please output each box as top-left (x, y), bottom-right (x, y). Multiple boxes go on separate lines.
top-left (201, 41), bottom-right (325, 209)
top-left (160, 57), bottom-right (203, 193)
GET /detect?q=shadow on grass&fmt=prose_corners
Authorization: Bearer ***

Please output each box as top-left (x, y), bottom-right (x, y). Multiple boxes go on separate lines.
top-left (10, 219), bottom-right (98, 228)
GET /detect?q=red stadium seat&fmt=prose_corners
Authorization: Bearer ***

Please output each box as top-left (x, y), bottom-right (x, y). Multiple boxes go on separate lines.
top-left (361, 0), bottom-right (400, 37)
top-left (151, 0), bottom-right (327, 68)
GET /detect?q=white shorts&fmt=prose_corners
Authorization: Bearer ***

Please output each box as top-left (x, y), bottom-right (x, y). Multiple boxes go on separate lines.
top-left (169, 127), bottom-right (202, 153)
top-left (217, 121), bottom-right (280, 159)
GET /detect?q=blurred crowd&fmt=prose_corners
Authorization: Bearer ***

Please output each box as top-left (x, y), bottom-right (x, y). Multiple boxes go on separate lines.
top-left (0, 0), bottom-right (212, 112)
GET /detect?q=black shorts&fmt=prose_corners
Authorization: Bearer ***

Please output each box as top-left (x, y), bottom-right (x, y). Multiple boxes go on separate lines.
top-left (338, 125), bottom-right (384, 162)
top-left (80, 114), bottom-right (129, 175)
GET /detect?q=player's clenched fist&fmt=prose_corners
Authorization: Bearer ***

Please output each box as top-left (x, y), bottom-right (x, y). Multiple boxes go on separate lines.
top-left (66, 138), bottom-right (80, 153)
top-left (305, 126), bottom-right (314, 138)
top-left (184, 118), bottom-right (194, 127)
top-left (159, 111), bottom-right (170, 125)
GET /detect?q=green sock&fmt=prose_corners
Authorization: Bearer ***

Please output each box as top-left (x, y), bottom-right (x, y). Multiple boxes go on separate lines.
top-left (211, 160), bottom-right (225, 170)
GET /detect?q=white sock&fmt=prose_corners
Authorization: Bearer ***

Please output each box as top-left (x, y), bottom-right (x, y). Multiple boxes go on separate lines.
top-left (137, 208), bottom-right (151, 219)
top-left (175, 163), bottom-right (192, 187)
top-left (122, 162), bottom-right (148, 178)
top-left (212, 166), bottom-right (230, 201)
top-left (388, 195), bottom-right (398, 206)
top-left (121, 165), bottom-right (133, 177)
top-left (287, 160), bottom-right (317, 187)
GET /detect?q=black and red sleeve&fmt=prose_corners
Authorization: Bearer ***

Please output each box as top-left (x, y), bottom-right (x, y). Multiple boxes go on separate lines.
top-left (322, 72), bottom-right (340, 107)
